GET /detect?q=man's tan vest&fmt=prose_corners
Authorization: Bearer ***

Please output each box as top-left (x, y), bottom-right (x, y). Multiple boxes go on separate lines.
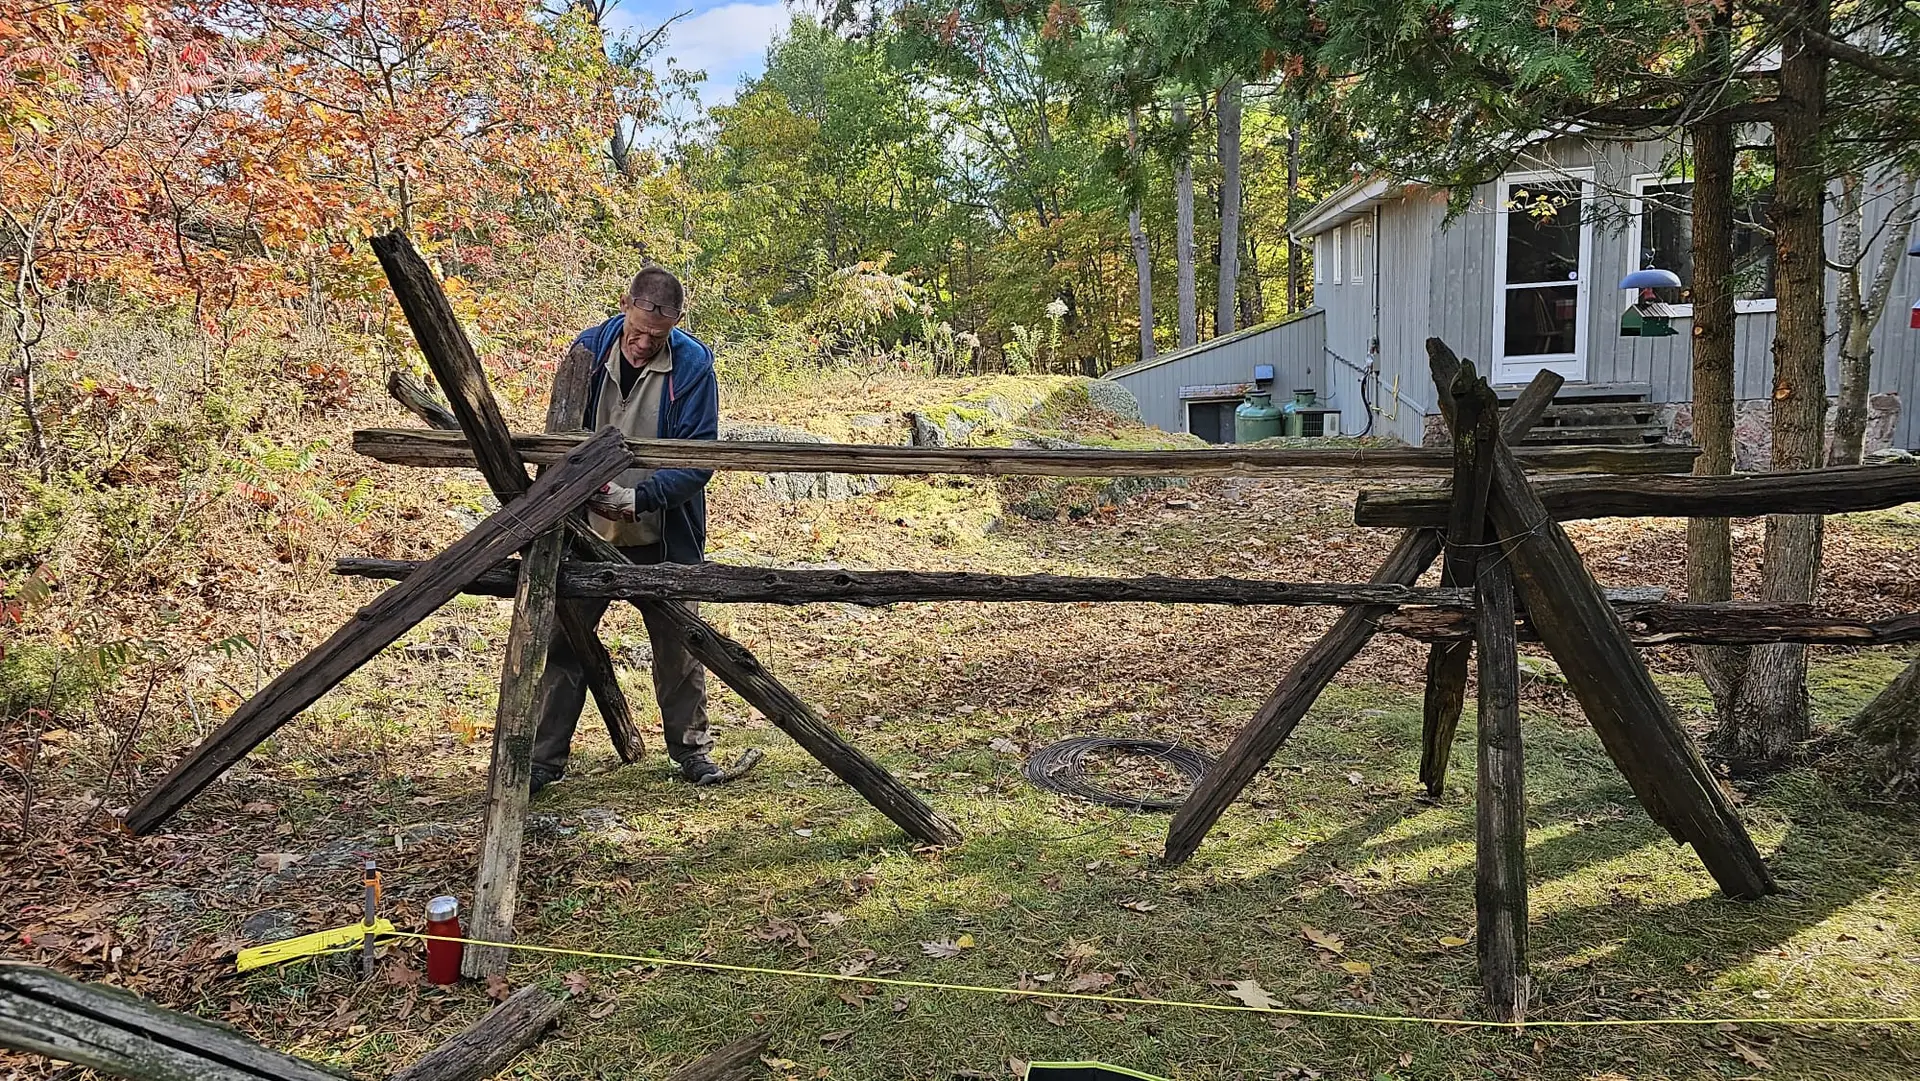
top-left (590, 341), bottom-right (672, 546)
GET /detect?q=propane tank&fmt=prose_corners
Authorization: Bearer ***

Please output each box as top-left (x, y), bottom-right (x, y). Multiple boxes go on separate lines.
top-left (1234, 391), bottom-right (1284, 443)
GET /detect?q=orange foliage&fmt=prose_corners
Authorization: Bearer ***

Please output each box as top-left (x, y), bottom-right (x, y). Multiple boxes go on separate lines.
top-left (1, 0), bottom-right (635, 334)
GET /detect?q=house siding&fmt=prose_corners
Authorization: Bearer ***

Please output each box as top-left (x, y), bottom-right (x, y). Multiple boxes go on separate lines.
top-left (1304, 135), bottom-right (1920, 449)
top-left (1104, 310), bottom-right (1328, 437)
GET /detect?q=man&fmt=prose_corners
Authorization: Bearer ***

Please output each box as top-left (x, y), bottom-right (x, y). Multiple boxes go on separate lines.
top-left (529, 265), bottom-right (723, 792)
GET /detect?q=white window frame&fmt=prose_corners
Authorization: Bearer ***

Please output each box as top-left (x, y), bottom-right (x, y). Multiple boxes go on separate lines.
top-left (1348, 219), bottom-right (1367, 283)
top-left (1313, 234), bottom-right (1326, 284)
top-left (1491, 167), bottom-right (1595, 385)
top-left (1329, 227), bottom-right (1344, 286)
top-left (1627, 172), bottom-right (1778, 316)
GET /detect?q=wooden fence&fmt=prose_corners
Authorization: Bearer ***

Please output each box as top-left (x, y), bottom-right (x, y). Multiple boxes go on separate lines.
top-left (119, 230), bottom-right (1920, 1023)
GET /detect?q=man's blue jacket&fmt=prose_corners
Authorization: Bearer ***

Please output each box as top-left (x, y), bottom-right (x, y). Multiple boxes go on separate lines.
top-left (572, 317), bottom-right (718, 566)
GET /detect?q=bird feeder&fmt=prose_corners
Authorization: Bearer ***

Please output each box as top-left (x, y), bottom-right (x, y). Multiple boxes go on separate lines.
top-left (1619, 268), bottom-right (1682, 337)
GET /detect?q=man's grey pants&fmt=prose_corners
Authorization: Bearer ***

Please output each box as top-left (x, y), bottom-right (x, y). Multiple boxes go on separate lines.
top-left (530, 543), bottom-right (712, 774)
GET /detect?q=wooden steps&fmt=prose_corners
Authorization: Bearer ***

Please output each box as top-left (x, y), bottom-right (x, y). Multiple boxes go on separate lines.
top-left (1505, 386), bottom-right (1669, 447)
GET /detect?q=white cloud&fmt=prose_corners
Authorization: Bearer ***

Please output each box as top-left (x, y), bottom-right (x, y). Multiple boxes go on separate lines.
top-left (664, 2), bottom-right (787, 83)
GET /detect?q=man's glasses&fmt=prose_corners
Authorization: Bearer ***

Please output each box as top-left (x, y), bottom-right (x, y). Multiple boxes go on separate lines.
top-left (622, 297), bottom-right (681, 320)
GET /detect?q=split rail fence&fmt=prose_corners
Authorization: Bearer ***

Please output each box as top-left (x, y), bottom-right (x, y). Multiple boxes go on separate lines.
top-left (122, 230), bottom-right (1920, 1020)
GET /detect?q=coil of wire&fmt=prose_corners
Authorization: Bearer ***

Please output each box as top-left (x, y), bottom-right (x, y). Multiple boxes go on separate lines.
top-left (1021, 736), bottom-right (1215, 812)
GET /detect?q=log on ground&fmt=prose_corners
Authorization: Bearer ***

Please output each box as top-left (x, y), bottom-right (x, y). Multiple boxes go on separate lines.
top-left (0, 962), bottom-right (350, 1081)
top-left (390, 986), bottom-right (563, 1081)
top-left (666, 1032), bottom-right (773, 1081)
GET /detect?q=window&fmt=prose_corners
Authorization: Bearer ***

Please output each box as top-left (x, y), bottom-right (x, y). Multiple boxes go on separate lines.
top-left (1329, 228), bottom-right (1344, 286)
top-left (1349, 219), bottom-right (1368, 283)
top-left (1496, 175), bottom-right (1590, 370)
top-left (1631, 177), bottom-right (1776, 313)
top-left (1313, 234), bottom-right (1326, 284)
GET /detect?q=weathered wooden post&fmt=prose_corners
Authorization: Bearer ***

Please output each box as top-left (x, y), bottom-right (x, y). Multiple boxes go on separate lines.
top-left (370, 230), bottom-right (961, 847)
top-left (124, 428), bottom-right (632, 835)
top-left (1440, 368), bottom-right (1530, 1021)
top-left (1419, 361), bottom-right (1500, 797)
top-left (1161, 367), bottom-right (1564, 866)
top-left (461, 350), bottom-right (602, 978)
top-left (1427, 339), bottom-right (1775, 900)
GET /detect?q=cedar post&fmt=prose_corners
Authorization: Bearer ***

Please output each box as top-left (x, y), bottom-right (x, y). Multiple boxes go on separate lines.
top-left (1474, 550), bottom-right (1528, 1021)
top-left (370, 230), bottom-right (960, 847)
top-left (465, 341), bottom-right (637, 978)
top-left (462, 526), bottom-right (565, 978)
top-left (383, 305), bottom-right (643, 762)
top-left (1437, 372), bottom-right (1530, 1021)
top-left (1162, 366), bottom-right (1564, 865)
top-left (1428, 340), bottom-right (1775, 899)
top-left (123, 429), bottom-right (631, 834)
top-left (1419, 361), bottom-right (1502, 796)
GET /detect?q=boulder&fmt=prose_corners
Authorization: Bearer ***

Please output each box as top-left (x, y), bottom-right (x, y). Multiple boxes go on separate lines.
top-left (720, 421), bottom-right (885, 502)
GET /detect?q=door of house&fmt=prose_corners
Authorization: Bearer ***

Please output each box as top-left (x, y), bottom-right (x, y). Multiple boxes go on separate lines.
top-left (1492, 170), bottom-right (1593, 385)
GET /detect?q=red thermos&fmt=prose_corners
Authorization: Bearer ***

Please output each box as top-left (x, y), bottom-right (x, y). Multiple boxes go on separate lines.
top-left (425, 895), bottom-right (464, 984)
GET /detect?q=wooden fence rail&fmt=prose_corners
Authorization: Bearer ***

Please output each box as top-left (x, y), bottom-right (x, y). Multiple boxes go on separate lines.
top-left (1355, 464), bottom-right (1920, 526)
top-left (351, 427), bottom-right (1702, 479)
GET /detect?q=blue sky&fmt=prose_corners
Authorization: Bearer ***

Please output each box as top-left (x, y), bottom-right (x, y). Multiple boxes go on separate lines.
top-left (604, 0), bottom-right (794, 110)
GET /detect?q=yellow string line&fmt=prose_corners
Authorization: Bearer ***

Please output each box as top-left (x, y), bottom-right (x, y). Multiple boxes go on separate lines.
top-left (364, 932), bottom-right (1920, 1031)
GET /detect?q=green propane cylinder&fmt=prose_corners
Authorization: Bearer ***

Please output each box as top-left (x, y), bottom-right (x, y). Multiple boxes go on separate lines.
top-left (1283, 388), bottom-right (1317, 437)
top-left (1234, 391), bottom-right (1284, 443)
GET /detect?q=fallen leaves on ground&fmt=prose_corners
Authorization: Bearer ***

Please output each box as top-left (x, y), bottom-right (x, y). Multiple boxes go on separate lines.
top-left (1223, 978), bottom-right (1280, 1010)
top-left (920, 934), bottom-right (974, 959)
top-left (1061, 971), bottom-right (1114, 993)
top-left (1301, 926), bottom-right (1344, 955)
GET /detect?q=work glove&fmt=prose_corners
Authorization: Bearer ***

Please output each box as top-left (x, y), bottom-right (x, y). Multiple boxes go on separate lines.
top-left (586, 483), bottom-right (639, 522)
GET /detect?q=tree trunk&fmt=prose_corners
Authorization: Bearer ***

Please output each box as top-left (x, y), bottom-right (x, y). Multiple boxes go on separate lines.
top-left (1851, 654), bottom-right (1920, 799)
top-left (1686, 50), bottom-right (1746, 723)
top-left (1241, 226), bottom-right (1262, 328)
top-left (1286, 127), bottom-right (1301, 315)
top-left (1174, 100), bottom-right (1198, 349)
top-left (1829, 172), bottom-right (1917, 466)
top-left (1215, 78), bottom-right (1243, 337)
top-left (1128, 108), bottom-right (1155, 363)
top-left (1722, 0), bottom-right (1830, 769)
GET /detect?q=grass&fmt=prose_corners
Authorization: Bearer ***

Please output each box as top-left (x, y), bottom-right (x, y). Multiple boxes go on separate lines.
top-left (226, 479), bottom-right (1920, 1081)
top-left (8, 369), bottom-right (1920, 1080)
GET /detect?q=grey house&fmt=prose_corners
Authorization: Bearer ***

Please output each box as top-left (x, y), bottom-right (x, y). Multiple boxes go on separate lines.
top-left (1107, 136), bottom-right (1918, 458)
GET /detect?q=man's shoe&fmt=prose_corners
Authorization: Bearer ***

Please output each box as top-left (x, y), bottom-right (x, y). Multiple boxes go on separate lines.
top-left (529, 767), bottom-right (564, 796)
top-left (678, 755), bottom-right (723, 786)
